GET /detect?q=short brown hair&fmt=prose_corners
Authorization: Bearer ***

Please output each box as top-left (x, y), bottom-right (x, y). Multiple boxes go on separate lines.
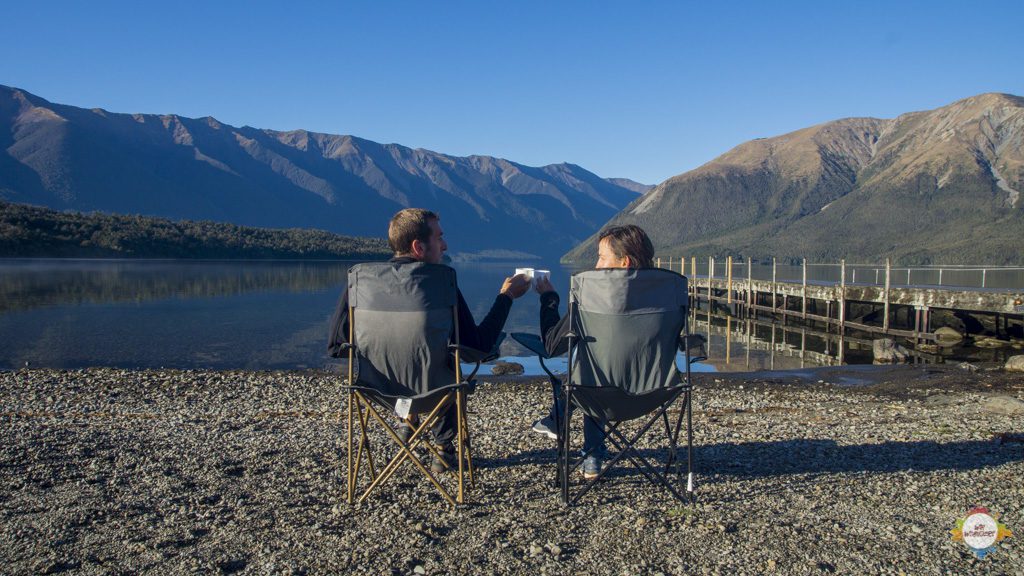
top-left (599, 225), bottom-right (654, 269)
top-left (388, 208), bottom-right (439, 255)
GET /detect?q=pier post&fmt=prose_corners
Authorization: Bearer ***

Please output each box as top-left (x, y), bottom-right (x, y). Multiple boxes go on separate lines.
top-left (772, 258), bottom-right (777, 313)
top-left (709, 257), bottom-right (715, 307)
top-left (747, 256), bottom-right (753, 318)
top-left (883, 258), bottom-right (891, 332)
top-left (727, 256), bottom-right (733, 305)
top-left (839, 259), bottom-right (846, 336)
top-left (802, 258), bottom-right (808, 320)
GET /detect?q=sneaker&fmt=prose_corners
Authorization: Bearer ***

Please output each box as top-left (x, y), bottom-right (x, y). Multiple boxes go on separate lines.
top-left (397, 416), bottom-right (420, 445)
top-left (531, 416), bottom-right (558, 440)
top-left (579, 454), bottom-right (604, 480)
top-left (430, 443), bottom-right (458, 474)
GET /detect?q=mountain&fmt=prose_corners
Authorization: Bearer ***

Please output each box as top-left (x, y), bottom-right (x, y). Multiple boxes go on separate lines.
top-left (564, 93), bottom-right (1024, 265)
top-left (605, 178), bottom-right (653, 195)
top-left (0, 86), bottom-right (638, 260)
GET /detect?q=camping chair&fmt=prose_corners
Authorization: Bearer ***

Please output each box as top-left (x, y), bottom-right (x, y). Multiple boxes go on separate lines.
top-left (519, 268), bottom-right (702, 505)
top-left (342, 261), bottom-right (491, 507)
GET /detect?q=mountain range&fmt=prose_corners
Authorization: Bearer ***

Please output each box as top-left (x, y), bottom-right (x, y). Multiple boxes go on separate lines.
top-left (566, 93), bottom-right (1024, 264)
top-left (0, 85), bottom-right (642, 260)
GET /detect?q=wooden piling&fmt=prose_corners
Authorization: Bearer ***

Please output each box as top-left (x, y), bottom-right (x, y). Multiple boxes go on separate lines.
top-left (727, 256), bottom-right (733, 304)
top-left (839, 259), bottom-right (846, 336)
top-left (772, 257), bottom-right (777, 313)
top-left (883, 258), bottom-right (891, 332)
top-left (802, 258), bottom-right (808, 319)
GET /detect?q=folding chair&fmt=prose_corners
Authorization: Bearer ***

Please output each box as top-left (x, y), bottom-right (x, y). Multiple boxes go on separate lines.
top-left (520, 268), bottom-right (702, 506)
top-left (342, 262), bottom-right (489, 507)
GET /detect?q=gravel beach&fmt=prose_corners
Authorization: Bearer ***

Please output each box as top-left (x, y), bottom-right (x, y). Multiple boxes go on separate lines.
top-left (2, 366), bottom-right (1022, 575)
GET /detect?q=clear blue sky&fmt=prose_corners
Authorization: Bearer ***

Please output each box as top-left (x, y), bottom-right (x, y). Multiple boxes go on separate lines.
top-left (3, 0), bottom-right (1022, 185)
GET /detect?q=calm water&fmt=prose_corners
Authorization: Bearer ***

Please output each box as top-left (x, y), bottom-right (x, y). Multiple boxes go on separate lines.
top-left (0, 259), bottom-right (586, 371)
top-left (0, 259), bottom-right (1003, 373)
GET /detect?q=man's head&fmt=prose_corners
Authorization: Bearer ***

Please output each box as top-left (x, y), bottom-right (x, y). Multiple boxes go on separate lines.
top-left (388, 208), bottom-right (446, 264)
top-left (596, 224), bottom-right (654, 269)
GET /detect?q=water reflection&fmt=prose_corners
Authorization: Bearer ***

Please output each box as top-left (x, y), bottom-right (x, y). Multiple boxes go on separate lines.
top-left (0, 259), bottom-right (579, 370)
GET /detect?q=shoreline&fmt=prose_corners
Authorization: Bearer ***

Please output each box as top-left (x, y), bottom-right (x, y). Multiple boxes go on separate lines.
top-left (2, 366), bottom-right (1022, 573)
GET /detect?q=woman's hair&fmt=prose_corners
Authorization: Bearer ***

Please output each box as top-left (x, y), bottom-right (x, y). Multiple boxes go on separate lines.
top-left (388, 208), bottom-right (439, 255)
top-left (598, 224), bottom-right (654, 269)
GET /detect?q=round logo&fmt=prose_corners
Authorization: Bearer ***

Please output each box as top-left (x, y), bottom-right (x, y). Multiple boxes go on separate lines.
top-left (961, 512), bottom-right (999, 550)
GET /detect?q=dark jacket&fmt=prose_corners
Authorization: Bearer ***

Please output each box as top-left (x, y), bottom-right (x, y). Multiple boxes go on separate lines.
top-left (540, 290), bottom-right (570, 358)
top-left (327, 257), bottom-right (512, 358)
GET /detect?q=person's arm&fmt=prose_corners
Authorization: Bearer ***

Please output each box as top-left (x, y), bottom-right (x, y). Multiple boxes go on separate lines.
top-left (455, 289), bottom-right (512, 354)
top-left (540, 290), bottom-right (571, 357)
top-left (326, 288), bottom-right (351, 358)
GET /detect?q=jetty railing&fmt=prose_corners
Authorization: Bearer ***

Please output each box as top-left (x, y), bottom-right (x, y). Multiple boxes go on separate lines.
top-left (655, 256), bottom-right (1024, 342)
top-left (655, 256), bottom-right (1024, 291)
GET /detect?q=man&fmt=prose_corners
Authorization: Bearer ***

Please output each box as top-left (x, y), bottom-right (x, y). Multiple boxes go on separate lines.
top-left (328, 208), bottom-right (530, 472)
top-left (531, 224), bottom-right (656, 479)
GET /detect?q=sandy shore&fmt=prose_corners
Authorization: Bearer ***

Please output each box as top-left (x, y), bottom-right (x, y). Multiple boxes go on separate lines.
top-left (1, 366), bottom-right (1022, 575)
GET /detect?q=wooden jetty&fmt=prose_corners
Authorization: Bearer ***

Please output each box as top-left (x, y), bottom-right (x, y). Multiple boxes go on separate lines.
top-left (659, 256), bottom-right (1024, 343)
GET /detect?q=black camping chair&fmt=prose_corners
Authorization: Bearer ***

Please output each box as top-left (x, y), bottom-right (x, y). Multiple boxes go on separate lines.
top-left (342, 262), bottom-right (494, 507)
top-left (517, 268), bottom-right (705, 505)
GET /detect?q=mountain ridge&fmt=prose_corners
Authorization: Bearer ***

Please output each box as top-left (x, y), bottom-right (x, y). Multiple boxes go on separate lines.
top-left (564, 92), bottom-right (1024, 265)
top-left (0, 85), bottom-right (637, 260)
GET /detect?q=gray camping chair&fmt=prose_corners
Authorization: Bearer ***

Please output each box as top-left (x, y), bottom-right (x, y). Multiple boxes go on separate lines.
top-left (559, 268), bottom-right (697, 505)
top-left (342, 262), bottom-right (489, 507)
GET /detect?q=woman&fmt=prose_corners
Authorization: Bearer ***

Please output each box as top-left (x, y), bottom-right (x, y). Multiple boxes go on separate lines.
top-left (532, 224), bottom-right (655, 479)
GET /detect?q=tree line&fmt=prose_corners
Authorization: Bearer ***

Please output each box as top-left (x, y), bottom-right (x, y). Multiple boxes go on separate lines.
top-left (0, 201), bottom-right (392, 260)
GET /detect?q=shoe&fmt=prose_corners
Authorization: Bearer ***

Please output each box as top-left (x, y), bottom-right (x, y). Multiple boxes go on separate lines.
top-left (531, 416), bottom-right (558, 440)
top-left (579, 454), bottom-right (604, 480)
top-left (398, 416), bottom-right (420, 445)
top-left (430, 443), bottom-right (458, 474)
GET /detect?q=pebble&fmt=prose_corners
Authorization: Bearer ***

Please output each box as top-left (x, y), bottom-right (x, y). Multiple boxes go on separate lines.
top-left (1, 367), bottom-right (1021, 574)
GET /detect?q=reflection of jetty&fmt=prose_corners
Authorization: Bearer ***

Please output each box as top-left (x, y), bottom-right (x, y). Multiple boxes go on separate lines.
top-left (691, 310), bottom-right (934, 371)
top-left (661, 257), bottom-right (1024, 343)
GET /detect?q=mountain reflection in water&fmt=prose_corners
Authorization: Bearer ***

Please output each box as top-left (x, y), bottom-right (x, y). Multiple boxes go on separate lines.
top-left (1, 260), bottom-right (1004, 372)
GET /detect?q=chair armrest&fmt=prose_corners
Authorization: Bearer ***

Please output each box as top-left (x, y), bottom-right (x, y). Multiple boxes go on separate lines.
top-left (451, 331), bottom-right (504, 364)
top-left (510, 332), bottom-right (550, 359)
top-left (679, 333), bottom-right (708, 364)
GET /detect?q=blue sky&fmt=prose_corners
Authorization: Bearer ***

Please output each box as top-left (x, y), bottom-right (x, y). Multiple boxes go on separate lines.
top-left (2, 0), bottom-right (1022, 185)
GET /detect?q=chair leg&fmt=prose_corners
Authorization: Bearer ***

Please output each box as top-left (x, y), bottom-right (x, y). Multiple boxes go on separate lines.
top-left (456, 390), bottom-right (465, 504)
top-left (346, 390), bottom-right (355, 503)
top-left (357, 397), bottom-right (457, 507)
top-left (362, 393), bottom-right (449, 487)
top-left (561, 387), bottom-right (572, 505)
top-left (459, 395), bottom-right (475, 488)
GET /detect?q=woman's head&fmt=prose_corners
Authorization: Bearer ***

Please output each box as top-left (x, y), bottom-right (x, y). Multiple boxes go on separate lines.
top-left (596, 225), bottom-right (654, 269)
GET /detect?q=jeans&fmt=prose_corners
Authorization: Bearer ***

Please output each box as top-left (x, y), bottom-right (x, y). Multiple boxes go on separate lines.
top-left (549, 383), bottom-right (607, 458)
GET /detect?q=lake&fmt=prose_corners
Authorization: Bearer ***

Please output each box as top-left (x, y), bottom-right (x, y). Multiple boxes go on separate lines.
top-left (0, 259), bottom-right (1001, 373)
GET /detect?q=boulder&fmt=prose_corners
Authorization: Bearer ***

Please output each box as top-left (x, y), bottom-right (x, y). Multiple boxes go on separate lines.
top-left (490, 361), bottom-right (524, 376)
top-left (933, 326), bottom-right (963, 345)
top-left (980, 395), bottom-right (1024, 416)
top-left (1005, 355), bottom-right (1024, 372)
top-left (872, 339), bottom-right (909, 364)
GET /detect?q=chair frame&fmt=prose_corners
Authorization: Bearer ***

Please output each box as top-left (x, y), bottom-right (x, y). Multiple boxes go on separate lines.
top-left (342, 269), bottom-right (483, 508)
top-left (560, 269), bottom-right (697, 506)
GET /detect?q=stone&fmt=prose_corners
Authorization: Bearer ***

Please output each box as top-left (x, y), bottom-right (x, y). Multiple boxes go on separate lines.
top-left (490, 361), bottom-right (525, 376)
top-left (872, 339), bottom-right (909, 363)
top-left (1005, 355), bottom-right (1024, 372)
top-left (957, 362), bottom-right (979, 373)
top-left (980, 396), bottom-right (1024, 416)
top-left (933, 326), bottom-right (963, 344)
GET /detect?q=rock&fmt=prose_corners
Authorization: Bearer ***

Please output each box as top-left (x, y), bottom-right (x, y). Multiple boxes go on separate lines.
top-left (872, 339), bottom-right (909, 363)
top-left (975, 337), bottom-right (1009, 348)
top-left (957, 362), bottom-right (979, 373)
top-left (490, 361), bottom-right (525, 376)
top-left (1005, 355), bottom-right (1024, 372)
top-left (933, 326), bottom-right (963, 344)
top-left (980, 396), bottom-right (1024, 416)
